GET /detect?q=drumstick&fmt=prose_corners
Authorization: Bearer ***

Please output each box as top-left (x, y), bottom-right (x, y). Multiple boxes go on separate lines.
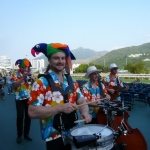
top-left (74, 98), bottom-right (107, 123)
top-left (77, 98), bottom-right (107, 107)
top-left (74, 119), bottom-right (85, 123)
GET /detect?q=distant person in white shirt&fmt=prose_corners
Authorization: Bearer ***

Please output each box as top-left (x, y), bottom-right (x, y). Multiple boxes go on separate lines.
top-left (6, 71), bottom-right (13, 94)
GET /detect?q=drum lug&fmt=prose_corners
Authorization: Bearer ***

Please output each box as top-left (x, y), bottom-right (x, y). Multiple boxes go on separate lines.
top-left (114, 132), bottom-right (120, 139)
top-left (113, 142), bottom-right (127, 150)
top-left (111, 111), bottom-right (117, 116)
top-left (93, 133), bottom-right (101, 139)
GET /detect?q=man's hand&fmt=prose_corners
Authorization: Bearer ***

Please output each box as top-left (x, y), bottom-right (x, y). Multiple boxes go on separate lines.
top-left (58, 103), bottom-right (78, 114)
top-left (124, 85), bottom-right (129, 91)
top-left (81, 112), bottom-right (92, 123)
top-left (23, 72), bottom-right (28, 80)
top-left (105, 94), bottom-right (111, 100)
top-left (108, 89), bottom-right (115, 94)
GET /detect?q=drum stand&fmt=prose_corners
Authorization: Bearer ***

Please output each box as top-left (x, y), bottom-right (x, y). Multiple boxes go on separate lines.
top-left (100, 100), bottom-right (129, 139)
top-left (117, 100), bottom-right (129, 136)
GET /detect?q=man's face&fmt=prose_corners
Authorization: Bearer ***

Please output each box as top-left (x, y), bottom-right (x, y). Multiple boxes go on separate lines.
top-left (19, 66), bottom-right (29, 74)
top-left (110, 67), bottom-right (118, 74)
top-left (89, 71), bottom-right (99, 81)
top-left (49, 52), bottom-right (66, 72)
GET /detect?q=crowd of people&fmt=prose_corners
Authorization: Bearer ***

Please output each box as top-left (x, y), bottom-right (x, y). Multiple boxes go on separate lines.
top-left (0, 42), bottom-right (129, 150)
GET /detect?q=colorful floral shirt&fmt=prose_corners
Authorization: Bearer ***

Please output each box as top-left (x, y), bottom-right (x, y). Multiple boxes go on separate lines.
top-left (28, 71), bottom-right (83, 142)
top-left (102, 73), bottom-right (123, 101)
top-left (11, 70), bottom-right (32, 100)
top-left (82, 81), bottom-right (108, 118)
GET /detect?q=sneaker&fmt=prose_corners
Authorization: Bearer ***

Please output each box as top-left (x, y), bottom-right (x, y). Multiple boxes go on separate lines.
top-left (16, 136), bottom-right (22, 144)
top-left (24, 135), bottom-right (32, 141)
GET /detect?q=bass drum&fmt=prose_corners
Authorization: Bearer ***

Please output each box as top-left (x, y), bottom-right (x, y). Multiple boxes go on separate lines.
top-left (68, 124), bottom-right (115, 150)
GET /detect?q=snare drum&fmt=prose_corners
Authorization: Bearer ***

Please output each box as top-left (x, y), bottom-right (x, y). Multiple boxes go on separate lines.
top-left (68, 124), bottom-right (114, 150)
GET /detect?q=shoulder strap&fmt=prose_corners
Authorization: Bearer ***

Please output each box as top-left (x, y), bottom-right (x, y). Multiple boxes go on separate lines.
top-left (116, 77), bottom-right (120, 86)
top-left (98, 76), bottom-right (105, 98)
top-left (99, 81), bottom-right (105, 98)
top-left (37, 74), bottom-right (45, 78)
top-left (39, 73), bottom-right (74, 103)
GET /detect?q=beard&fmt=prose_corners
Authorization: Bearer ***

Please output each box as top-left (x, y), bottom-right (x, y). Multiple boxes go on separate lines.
top-left (50, 64), bottom-right (65, 73)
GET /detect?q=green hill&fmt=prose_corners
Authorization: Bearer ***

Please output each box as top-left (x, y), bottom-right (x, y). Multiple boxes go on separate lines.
top-left (93, 42), bottom-right (150, 69)
top-left (34, 42), bottom-right (150, 69)
top-left (35, 47), bottom-right (108, 66)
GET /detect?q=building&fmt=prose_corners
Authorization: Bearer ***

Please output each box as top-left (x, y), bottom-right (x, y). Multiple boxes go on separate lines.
top-left (12, 59), bottom-right (45, 72)
top-left (30, 59), bottom-right (45, 72)
top-left (70, 63), bottom-right (80, 74)
top-left (0, 56), bottom-right (11, 68)
top-left (0, 55), bottom-right (78, 74)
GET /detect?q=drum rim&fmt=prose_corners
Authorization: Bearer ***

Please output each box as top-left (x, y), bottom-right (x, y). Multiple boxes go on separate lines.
top-left (70, 124), bottom-right (115, 133)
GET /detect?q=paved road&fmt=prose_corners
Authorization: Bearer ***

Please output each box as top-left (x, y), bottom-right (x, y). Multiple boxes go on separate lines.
top-left (0, 86), bottom-right (45, 150)
top-left (0, 86), bottom-right (150, 150)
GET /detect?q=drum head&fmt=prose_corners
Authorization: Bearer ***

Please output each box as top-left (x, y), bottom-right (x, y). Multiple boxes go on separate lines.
top-left (70, 124), bottom-right (114, 138)
top-left (69, 124), bottom-right (114, 149)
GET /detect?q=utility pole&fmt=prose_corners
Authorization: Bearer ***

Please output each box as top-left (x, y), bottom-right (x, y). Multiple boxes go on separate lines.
top-left (104, 59), bottom-right (105, 67)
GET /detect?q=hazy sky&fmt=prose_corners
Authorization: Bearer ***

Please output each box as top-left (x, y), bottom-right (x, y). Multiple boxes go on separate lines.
top-left (1, 0), bottom-right (150, 62)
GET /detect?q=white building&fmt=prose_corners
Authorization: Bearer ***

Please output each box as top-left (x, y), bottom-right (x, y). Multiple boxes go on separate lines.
top-left (73, 64), bottom-right (80, 70)
top-left (128, 54), bottom-right (143, 57)
top-left (12, 59), bottom-right (45, 72)
top-left (30, 59), bottom-right (45, 72)
top-left (70, 63), bottom-right (80, 74)
top-left (0, 55), bottom-right (79, 74)
top-left (0, 56), bottom-right (11, 68)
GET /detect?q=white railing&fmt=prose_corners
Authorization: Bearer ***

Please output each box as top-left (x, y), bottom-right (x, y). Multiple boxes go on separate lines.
top-left (72, 73), bottom-right (150, 79)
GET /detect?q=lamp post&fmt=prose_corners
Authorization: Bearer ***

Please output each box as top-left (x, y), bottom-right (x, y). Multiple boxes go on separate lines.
top-left (126, 57), bottom-right (127, 65)
top-left (104, 59), bottom-right (105, 67)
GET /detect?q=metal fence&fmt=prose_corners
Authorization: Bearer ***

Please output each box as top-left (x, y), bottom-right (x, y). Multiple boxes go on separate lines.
top-left (72, 73), bottom-right (150, 79)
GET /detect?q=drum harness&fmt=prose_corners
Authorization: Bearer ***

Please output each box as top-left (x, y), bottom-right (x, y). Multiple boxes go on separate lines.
top-left (39, 73), bottom-right (78, 145)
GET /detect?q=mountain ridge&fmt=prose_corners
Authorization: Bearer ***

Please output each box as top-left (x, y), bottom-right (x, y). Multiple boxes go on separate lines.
top-left (34, 42), bottom-right (150, 68)
top-left (35, 47), bottom-right (109, 65)
top-left (93, 42), bottom-right (150, 68)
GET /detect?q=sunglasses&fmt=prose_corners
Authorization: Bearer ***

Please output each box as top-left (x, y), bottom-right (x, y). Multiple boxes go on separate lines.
top-left (112, 68), bottom-right (118, 70)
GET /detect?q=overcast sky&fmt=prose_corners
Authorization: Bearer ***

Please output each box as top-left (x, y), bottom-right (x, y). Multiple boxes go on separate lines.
top-left (1, 0), bottom-right (150, 62)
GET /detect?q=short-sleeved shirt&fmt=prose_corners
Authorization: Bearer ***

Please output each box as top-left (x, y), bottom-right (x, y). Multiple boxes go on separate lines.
top-left (28, 71), bottom-right (83, 142)
top-left (11, 70), bottom-right (32, 100)
top-left (6, 75), bottom-right (13, 84)
top-left (82, 81), bottom-right (108, 118)
top-left (102, 73), bottom-right (123, 101)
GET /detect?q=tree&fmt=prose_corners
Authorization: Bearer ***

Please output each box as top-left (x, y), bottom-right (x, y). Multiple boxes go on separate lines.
top-left (124, 61), bottom-right (148, 73)
top-left (74, 63), bottom-right (109, 73)
top-left (74, 64), bottom-right (88, 73)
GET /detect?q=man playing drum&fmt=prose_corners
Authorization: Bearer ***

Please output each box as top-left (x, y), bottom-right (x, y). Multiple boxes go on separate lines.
top-left (28, 43), bottom-right (92, 150)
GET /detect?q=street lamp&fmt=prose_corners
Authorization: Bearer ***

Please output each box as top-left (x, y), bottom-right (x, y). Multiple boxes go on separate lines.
top-left (104, 59), bottom-right (105, 67)
top-left (126, 56), bottom-right (128, 65)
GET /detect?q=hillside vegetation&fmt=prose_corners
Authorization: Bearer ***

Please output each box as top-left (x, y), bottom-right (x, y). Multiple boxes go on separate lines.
top-left (93, 42), bottom-right (150, 69)
top-left (34, 42), bottom-right (150, 70)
